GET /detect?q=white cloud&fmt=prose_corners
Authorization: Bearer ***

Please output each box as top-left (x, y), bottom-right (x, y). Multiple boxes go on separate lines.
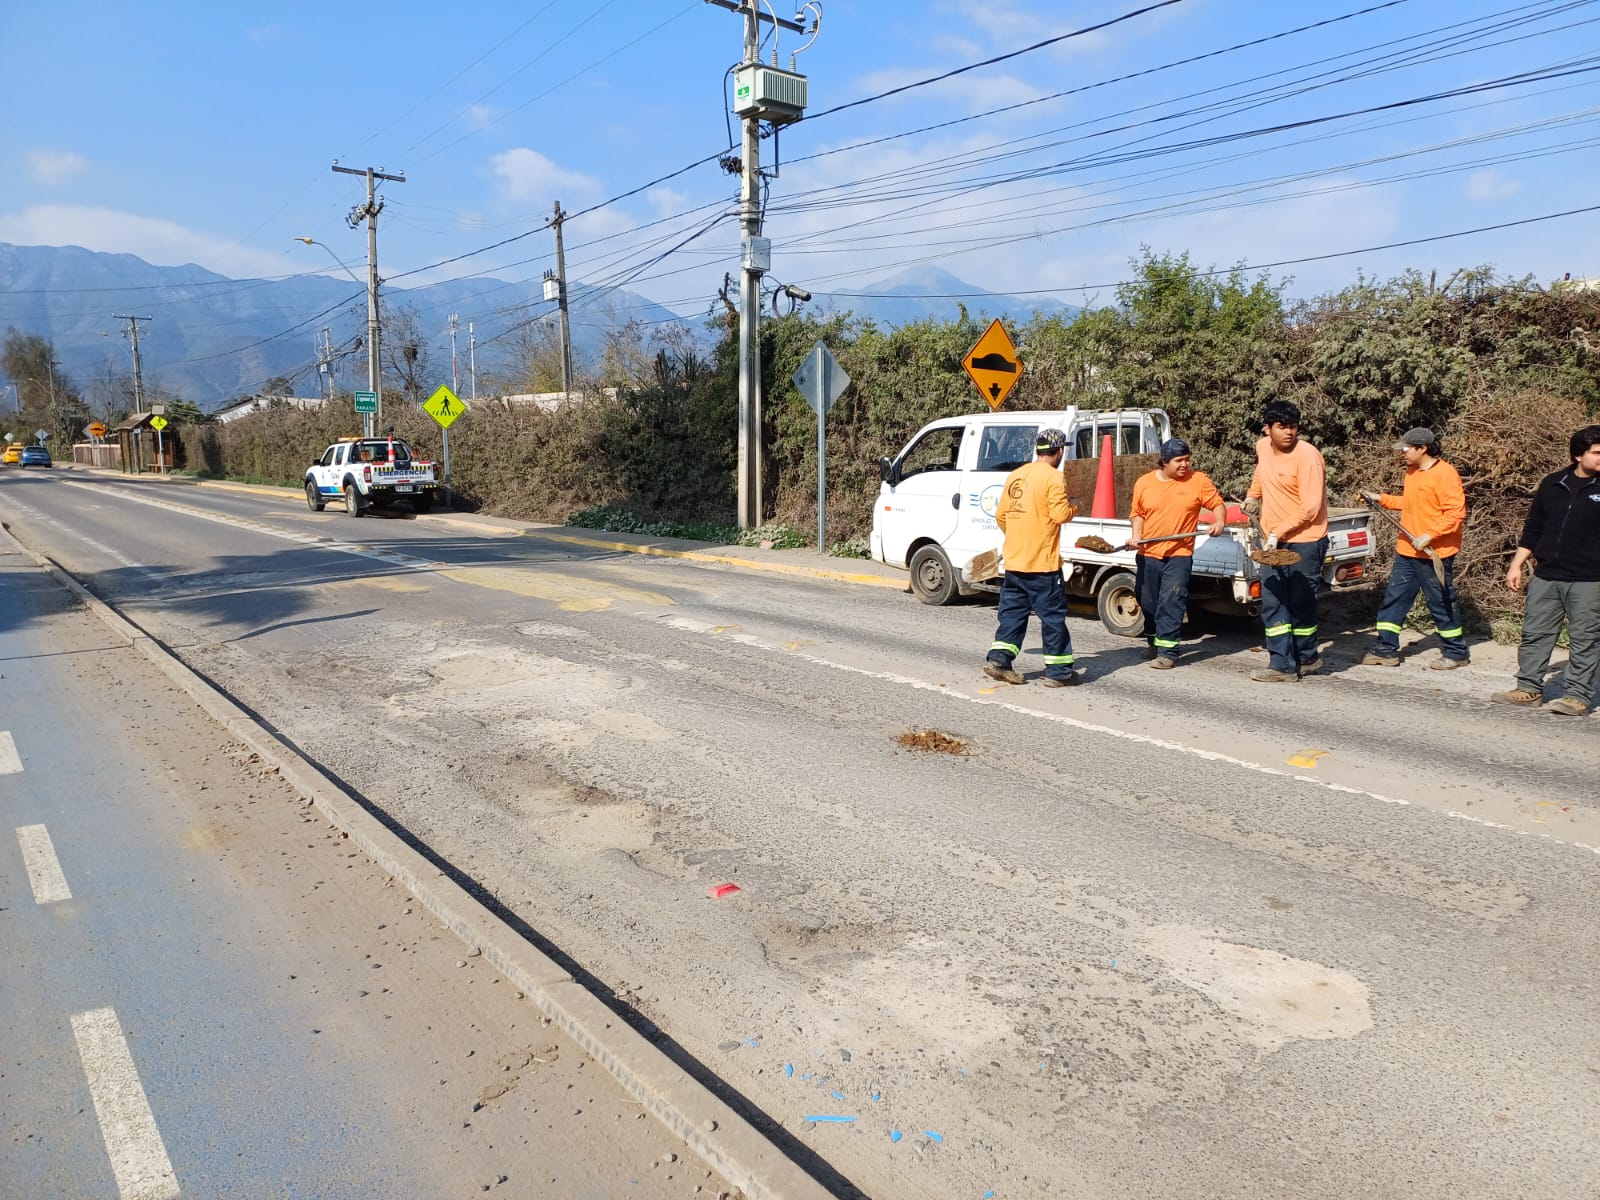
top-left (1465, 170), bottom-right (1521, 202)
top-left (25, 150), bottom-right (89, 185)
top-left (487, 148), bottom-right (600, 204)
top-left (247, 24), bottom-right (300, 47)
top-left (463, 104), bottom-right (501, 131)
top-left (645, 186), bottom-right (690, 217)
top-left (0, 205), bottom-right (296, 279)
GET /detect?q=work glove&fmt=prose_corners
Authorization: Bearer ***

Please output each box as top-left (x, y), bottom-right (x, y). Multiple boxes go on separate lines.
top-left (1410, 533), bottom-right (1434, 551)
top-left (1242, 497), bottom-right (1261, 517)
top-left (1264, 533), bottom-right (1280, 551)
top-left (1360, 490), bottom-right (1382, 506)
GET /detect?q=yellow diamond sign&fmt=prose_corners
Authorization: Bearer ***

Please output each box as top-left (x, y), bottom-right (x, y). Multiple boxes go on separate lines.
top-left (148, 415), bottom-right (169, 431)
top-left (963, 318), bottom-right (1024, 411)
top-left (424, 384), bottom-right (466, 429)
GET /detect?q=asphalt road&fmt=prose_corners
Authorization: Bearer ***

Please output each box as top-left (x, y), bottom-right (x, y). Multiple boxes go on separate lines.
top-left (2, 467), bottom-right (1596, 1200)
top-left (0, 516), bottom-right (719, 1199)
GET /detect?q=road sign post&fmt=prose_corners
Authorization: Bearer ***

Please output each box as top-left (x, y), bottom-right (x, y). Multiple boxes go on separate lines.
top-left (792, 341), bottom-right (850, 552)
top-left (423, 385), bottom-right (466, 506)
top-left (962, 318), bottom-right (1024, 410)
top-left (147, 414), bottom-right (168, 475)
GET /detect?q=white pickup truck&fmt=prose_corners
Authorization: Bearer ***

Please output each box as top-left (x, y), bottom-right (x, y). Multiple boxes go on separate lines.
top-left (871, 408), bottom-right (1375, 635)
top-left (305, 436), bottom-right (439, 516)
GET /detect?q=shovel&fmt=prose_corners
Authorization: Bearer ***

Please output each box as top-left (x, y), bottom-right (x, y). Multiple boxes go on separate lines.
top-left (1238, 504), bottom-right (1301, 567)
top-left (1360, 496), bottom-right (1447, 588)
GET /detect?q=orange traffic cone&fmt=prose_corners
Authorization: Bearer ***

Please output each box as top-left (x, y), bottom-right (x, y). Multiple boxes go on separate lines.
top-left (1090, 433), bottom-right (1116, 518)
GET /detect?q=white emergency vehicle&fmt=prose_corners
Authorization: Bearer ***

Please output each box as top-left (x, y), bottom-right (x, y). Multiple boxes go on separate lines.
top-left (305, 436), bottom-right (439, 516)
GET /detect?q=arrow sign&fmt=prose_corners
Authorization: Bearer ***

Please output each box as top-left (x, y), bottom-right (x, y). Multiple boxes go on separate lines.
top-left (792, 342), bottom-right (849, 417)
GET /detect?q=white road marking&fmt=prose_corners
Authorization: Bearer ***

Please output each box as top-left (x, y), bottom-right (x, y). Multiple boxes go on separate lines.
top-left (0, 730), bottom-right (21, 774)
top-left (0, 496), bottom-right (163, 578)
top-left (16, 823), bottom-right (72, 903)
top-left (70, 1006), bottom-right (180, 1200)
top-left (57, 479), bottom-right (439, 571)
top-left (654, 613), bottom-right (1600, 858)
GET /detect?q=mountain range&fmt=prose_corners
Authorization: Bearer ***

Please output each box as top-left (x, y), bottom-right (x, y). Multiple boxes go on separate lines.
top-left (0, 244), bottom-right (1076, 410)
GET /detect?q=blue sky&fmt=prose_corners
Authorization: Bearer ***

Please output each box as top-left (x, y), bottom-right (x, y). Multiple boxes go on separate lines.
top-left (4, 0), bottom-right (1598, 348)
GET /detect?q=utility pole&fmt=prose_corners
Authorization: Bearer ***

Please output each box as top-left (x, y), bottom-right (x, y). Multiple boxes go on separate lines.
top-left (549, 201), bottom-right (573, 402)
top-left (468, 322), bottom-right (478, 402)
top-left (319, 327), bottom-right (335, 401)
top-left (113, 314), bottom-right (151, 414)
top-left (333, 163), bottom-right (405, 435)
top-left (706, 0), bottom-right (811, 527)
top-left (448, 313), bottom-right (460, 397)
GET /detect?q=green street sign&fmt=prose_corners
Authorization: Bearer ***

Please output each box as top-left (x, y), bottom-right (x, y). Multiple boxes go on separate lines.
top-left (354, 390), bottom-right (378, 414)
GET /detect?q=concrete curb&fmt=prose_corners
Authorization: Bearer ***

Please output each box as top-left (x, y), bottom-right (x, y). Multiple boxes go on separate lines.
top-left (4, 523), bottom-right (835, 1200)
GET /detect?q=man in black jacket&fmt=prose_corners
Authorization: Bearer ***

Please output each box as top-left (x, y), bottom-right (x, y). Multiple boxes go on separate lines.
top-left (1495, 424), bottom-right (1600, 715)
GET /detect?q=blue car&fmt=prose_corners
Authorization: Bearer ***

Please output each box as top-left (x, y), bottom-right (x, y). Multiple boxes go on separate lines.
top-left (19, 446), bottom-right (52, 468)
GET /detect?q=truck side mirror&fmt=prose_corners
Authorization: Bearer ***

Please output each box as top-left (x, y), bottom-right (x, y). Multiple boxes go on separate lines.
top-left (878, 456), bottom-right (899, 486)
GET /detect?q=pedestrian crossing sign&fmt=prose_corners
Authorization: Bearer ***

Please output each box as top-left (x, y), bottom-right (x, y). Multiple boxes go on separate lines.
top-left (424, 385), bottom-right (466, 429)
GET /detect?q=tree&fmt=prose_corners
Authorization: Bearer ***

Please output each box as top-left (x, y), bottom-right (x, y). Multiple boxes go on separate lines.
top-left (3, 328), bottom-right (87, 446)
top-left (379, 302), bottom-right (436, 405)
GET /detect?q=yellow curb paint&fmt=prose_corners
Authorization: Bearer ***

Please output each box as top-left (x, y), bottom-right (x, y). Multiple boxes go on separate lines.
top-left (1286, 749), bottom-right (1331, 768)
top-left (528, 531), bottom-right (907, 589)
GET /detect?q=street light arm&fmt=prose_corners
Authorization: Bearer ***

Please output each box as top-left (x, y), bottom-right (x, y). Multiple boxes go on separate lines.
top-left (294, 237), bottom-right (364, 286)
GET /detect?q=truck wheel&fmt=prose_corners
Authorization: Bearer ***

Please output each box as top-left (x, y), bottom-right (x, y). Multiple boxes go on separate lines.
top-left (1096, 570), bottom-right (1144, 638)
top-left (909, 544), bottom-right (959, 606)
top-left (412, 493), bottom-right (434, 513)
top-left (343, 482), bottom-right (365, 517)
top-left (305, 480), bottom-right (325, 512)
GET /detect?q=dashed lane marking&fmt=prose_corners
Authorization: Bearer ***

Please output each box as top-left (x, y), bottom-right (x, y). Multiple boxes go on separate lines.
top-left (16, 823), bottom-right (72, 903)
top-left (70, 1006), bottom-right (181, 1200)
top-left (0, 731), bottom-right (20, 775)
top-left (653, 612), bottom-right (1600, 858)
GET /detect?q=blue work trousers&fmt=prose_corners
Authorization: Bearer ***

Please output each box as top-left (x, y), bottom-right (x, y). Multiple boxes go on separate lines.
top-left (988, 569), bottom-right (1076, 680)
top-left (1372, 554), bottom-right (1467, 661)
top-left (1136, 554), bottom-right (1193, 660)
top-left (1260, 538), bottom-right (1326, 673)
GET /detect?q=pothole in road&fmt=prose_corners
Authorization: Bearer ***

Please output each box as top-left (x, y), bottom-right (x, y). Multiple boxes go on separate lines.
top-left (896, 728), bottom-right (973, 756)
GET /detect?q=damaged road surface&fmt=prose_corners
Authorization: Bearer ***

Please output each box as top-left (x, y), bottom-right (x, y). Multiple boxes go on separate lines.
top-left (3, 469), bottom-right (1597, 1200)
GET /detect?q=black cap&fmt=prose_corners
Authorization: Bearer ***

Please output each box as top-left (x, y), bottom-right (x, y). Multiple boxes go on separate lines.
top-left (1159, 438), bottom-right (1191, 462)
top-left (1036, 427), bottom-right (1067, 453)
top-left (1393, 427), bottom-right (1435, 449)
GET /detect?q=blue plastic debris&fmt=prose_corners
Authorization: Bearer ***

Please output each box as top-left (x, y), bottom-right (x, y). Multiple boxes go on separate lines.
top-left (870, 1092), bottom-right (881, 1102)
top-left (785, 1063), bottom-right (794, 1078)
top-left (925, 1130), bottom-right (945, 1144)
top-left (801, 1073), bottom-right (814, 1081)
top-left (747, 1037), bottom-right (759, 1047)
top-left (804, 1115), bottom-right (855, 1123)
top-left (831, 1091), bottom-right (845, 1100)
top-left (983, 1191), bottom-right (996, 1198)
top-left (889, 1130), bottom-right (904, 1143)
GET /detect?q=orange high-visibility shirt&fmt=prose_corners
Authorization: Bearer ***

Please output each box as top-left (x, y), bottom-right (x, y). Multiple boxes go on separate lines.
top-left (1248, 437), bottom-right (1328, 542)
top-left (996, 459), bottom-right (1077, 572)
top-left (1379, 458), bottom-right (1465, 558)
top-left (1130, 470), bottom-right (1225, 558)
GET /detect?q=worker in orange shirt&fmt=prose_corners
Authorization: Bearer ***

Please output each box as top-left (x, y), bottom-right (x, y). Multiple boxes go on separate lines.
top-left (1244, 400), bottom-right (1329, 682)
top-left (1359, 427), bottom-right (1469, 668)
top-left (1123, 438), bottom-right (1226, 669)
top-left (984, 428), bottom-right (1080, 687)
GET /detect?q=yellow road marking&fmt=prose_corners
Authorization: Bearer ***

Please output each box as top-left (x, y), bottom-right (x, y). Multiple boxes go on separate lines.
top-left (438, 566), bottom-right (674, 612)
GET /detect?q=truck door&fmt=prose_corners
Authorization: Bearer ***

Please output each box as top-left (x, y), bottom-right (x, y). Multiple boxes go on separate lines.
top-left (956, 421), bottom-right (1041, 559)
top-left (878, 423), bottom-right (966, 566)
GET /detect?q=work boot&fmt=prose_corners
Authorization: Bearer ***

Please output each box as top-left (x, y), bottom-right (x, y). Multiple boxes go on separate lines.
top-left (1492, 689), bottom-right (1541, 705)
top-left (1544, 696), bottom-right (1589, 716)
top-left (983, 661), bottom-right (1025, 685)
top-left (1362, 652), bottom-right (1400, 667)
top-left (1429, 656), bottom-right (1470, 671)
top-left (1251, 668), bottom-right (1294, 683)
top-left (1298, 657), bottom-right (1323, 675)
top-left (1038, 673), bottom-right (1079, 688)
top-left (1149, 656), bottom-right (1176, 670)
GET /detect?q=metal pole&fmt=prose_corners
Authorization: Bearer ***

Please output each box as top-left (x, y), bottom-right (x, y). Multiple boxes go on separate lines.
top-left (365, 167), bottom-right (381, 438)
top-left (553, 201), bottom-right (572, 402)
top-left (468, 322), bottom-right (477, 402)
top-left (156, 424), bottom-right (165, 475)
top-left (738, 1), bottom-right (763, 529)
top-left (817, 405), bottom-right (826, 552)
top-left (449, 313), bottom-right (459, 396)
top-left (443, 428), bottom-right (452, 508)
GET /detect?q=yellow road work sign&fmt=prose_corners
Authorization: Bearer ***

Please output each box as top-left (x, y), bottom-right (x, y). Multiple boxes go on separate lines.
top-left (963, 318), bottom-right (1024, 411)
